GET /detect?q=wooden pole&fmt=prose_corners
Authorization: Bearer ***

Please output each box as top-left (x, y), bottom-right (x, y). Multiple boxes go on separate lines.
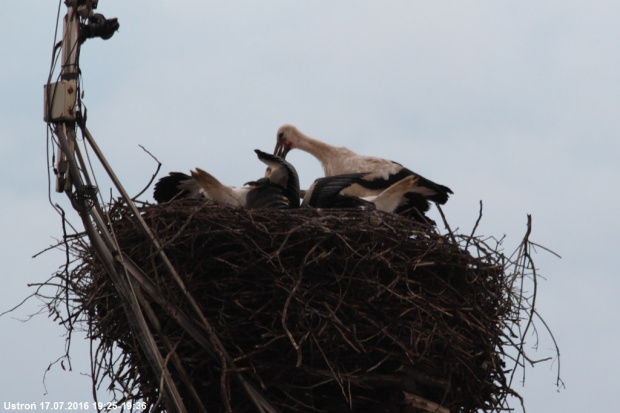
top-left (78, 124), bottom-right (280, 413)
top-left (54, 124), bottom-right (189, 413)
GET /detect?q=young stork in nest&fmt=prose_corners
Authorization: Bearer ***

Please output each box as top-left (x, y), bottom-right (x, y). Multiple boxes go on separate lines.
top-left (302, 173), bottom-right (435, 224)
top-left (153, 150), bottom-right (299, 209)
top-left (274, 124), bottom-right (453, 205)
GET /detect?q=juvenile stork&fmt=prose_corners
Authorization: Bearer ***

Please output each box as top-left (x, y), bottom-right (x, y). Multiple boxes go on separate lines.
top-left (153, 169), bottom-right (256, 206)
top-left (274, 124), bottom-right (453, 204)
top-left (153, 150), bottom-right (300, 209)
top-left (302, 173), bottom-right (434, 224)
top-left (254, 149), bottom-right (300, 208)
top-left (189, 168), bottom-right (256, 207)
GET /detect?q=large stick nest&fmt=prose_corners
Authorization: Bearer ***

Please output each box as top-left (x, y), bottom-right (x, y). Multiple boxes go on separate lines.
top-left (61, 200), bottom-right (531, 412)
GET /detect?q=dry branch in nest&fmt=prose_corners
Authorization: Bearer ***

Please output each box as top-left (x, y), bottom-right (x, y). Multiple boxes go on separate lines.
top-left (50, 199), bottom-right (546, 412)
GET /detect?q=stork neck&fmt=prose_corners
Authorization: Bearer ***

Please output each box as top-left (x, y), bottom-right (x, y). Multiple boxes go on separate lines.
top-left (295, 132), bottom-right (337, 164)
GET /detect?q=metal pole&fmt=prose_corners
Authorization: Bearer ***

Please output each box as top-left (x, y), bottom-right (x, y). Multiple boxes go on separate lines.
top-left (55, 5), bottom-right (80, 192)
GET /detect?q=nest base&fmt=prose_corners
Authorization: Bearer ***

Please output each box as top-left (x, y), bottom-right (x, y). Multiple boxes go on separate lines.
top-left (70, 201), bottom-right (517, 412)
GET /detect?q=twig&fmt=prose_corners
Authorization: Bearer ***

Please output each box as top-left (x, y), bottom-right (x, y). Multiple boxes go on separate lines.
top-left (132, 144), bottom-right (162, 201)
top-left (466, 200), bottom-right (484, 249)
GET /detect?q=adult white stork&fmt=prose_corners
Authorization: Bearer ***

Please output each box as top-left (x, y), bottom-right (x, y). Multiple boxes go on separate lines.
top-left (153, 150), bottom-right (300, 209)
top-left (302, 173), bottom-right (435, 224)
top-left (274, 124), bottom-right (453, 204)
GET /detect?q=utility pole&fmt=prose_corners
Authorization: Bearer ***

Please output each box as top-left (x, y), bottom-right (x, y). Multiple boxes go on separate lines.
top-left (42, 2), bottom-right (197, 412)
top-left (45, 0), bottom-right (119, 192)
top-left (47, 4), bottom-right (78, 192)
top-left (42, 4), bottom-right (278, 413)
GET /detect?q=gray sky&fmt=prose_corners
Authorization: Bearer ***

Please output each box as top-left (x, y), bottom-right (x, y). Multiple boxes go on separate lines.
top-left (1, 1), bottom-right (619, 411)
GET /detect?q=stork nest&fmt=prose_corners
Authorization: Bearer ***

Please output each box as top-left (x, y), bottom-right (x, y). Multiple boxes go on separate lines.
top-left (55, 199), bottom-right (536, 412)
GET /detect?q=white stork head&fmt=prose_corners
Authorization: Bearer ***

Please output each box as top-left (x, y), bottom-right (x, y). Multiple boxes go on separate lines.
top-left (274, 124), bottom-right (301, 159)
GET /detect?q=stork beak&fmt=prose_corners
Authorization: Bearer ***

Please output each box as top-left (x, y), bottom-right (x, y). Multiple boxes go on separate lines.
top-left (274, 141), bottom-right (291, 159)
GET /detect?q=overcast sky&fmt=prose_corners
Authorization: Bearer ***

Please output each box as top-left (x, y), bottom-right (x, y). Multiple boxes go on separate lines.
top-left (1, 1), bottom-right (619, 412)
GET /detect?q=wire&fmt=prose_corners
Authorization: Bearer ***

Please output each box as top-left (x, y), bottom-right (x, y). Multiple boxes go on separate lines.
top-left (46, 0), bottom-right (63, 87)
top-left (46, 0), bottom-right (65, 213)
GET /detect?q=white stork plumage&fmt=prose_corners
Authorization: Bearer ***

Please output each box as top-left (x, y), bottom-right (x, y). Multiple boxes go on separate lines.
top-left (302, 173), bottom-right (435, 224)
top-left (153, 169), bottom-right (256, 207)
top-left (189, 168), bottom-right (257, 207)
top-left (274, 124), bottom-right (453, 205)
top-left (153, 150), bottom-right (300, 209)
top-left (301, 173), bottom-right (371, 209)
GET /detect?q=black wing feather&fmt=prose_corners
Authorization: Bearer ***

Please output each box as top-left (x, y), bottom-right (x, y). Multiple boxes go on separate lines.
top-left (394, 192), bottom-right (435, 226)
top-left (245, 178), bottom-right (290, 209)
top-left (306, 173), bottom-right (370, 208)
top-left (153, 172), bottom-right (191, 203)
top-left (359, 163), bottom-right (453, 204)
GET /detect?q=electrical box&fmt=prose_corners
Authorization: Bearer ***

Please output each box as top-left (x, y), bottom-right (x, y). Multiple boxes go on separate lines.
top-left (44, 80), bottom-right (77, 122)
